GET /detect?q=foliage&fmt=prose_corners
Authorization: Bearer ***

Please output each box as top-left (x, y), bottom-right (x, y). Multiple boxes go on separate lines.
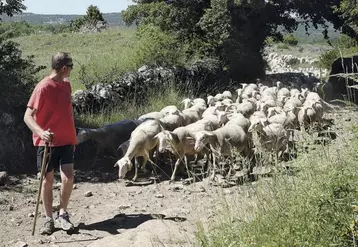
top-left (318, 34), bottom-right (358, 70)
top-left (319, 49), bottom-right (340, 70)
top-left (0, 0), bottom-right (47, 173)
top-left (0, 0), bottom-right (25, 18)
top-left (283, 33), bottom-right (298, 46)
top-left (70, 5), bottom-right (106, 31)
top-left (333, 34), bottom-right (358, 48)
top-left (0, 0), bottom-right (42, 108)
top-left (131, 24), bottom-right (188, 68)
top-left (121, 0), bottom-right (358, 82)
top-left (0, 21), bottom-right (71, 39)
top-left (0, 39), bottom-right (44, 108)
top-left (198, 126), bottom-right (358, 247)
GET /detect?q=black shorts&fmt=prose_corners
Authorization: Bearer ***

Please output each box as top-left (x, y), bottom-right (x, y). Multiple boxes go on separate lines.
top-left (37, 145), bottom-right (74, 173)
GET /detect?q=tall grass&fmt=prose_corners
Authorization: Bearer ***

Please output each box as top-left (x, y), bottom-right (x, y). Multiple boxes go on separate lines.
top-left (197, 124), bottom-right (358, 246)
top-left (12, 27), bottom-right (138, 91)
top-left (75, 82), bottom-right (187, 128)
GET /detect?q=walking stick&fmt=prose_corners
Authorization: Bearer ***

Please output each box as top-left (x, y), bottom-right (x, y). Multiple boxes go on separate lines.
top-left (32, 141), bottom-right (50, 236)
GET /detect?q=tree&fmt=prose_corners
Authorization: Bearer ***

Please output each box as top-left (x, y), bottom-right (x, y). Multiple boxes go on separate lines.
top-left (0, 0), bottom-right (25, 19)
top-left (122, 0), bottom-right (358, 81)
top-left (85, 5), bottom-right (106, 25)
top-left (0, 0), bottom-right (45, 173)
top-left (71, 5), bottom-right (106, 31)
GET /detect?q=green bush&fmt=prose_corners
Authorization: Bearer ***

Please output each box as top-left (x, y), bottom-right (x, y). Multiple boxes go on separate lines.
top-left (319, 48), bottom-right (340, 70)
top-left (0, 39), bottom-right (44, 107)
top-left (131, 24), bottom-right (188, 68)
top-left (277, 43), bottom-right (290, 49)
top-left (334, 34), bottom-right (358, 49)
top-left (283, 34), bottom-right (298, 46)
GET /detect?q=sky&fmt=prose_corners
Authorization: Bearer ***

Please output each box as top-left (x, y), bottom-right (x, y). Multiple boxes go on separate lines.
top-left (22, 0), bottom-right (134, 15)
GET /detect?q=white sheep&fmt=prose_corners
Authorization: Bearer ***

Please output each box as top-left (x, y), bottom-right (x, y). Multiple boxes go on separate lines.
top-left (207, 95), bottom-right (217, 106)
top-left (222, 90), bottom-right (233, 99)
top-left (248, 118), bottom-right (289, 163)
top-left (225, 112), bottom-right (251, 132)
top-left (138, 111), bottom-right (165, 121)
top-left (190, 123), bottom-right (248, 179)
top-left (114, 119), bottom-right (163, 181)
top-left (181, 108), bottom-right (201, 125)
top-left (160, 105), bottom-right (180, 116)
top-left (181, 98), bottom-right (192, 109)
top-left (159, 114), bottom-right (185, 131)
top-left (155, 120), bottom-right (214, 181)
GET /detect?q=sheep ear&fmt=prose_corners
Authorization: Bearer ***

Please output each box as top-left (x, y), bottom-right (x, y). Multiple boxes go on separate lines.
top-left (154, 133), bottom-right (160, 140)
top-left (204, 131), bottom-right (215, 136)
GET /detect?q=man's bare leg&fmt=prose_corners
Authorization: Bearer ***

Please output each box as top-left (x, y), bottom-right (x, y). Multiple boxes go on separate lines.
top-left (40, 170), bottom-right (55, 235)
top-left (42, 170), bottom-right (54, 218)
top-left (56, 163), bottom-right (74, 231)
top-left (59, 163), bottom-right (74, 215)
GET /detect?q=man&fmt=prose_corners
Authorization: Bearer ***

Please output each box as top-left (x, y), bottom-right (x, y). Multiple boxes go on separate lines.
top-left (24, 52), bottom-right (77, 235)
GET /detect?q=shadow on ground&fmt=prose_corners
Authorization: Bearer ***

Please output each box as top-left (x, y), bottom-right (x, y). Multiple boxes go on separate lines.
top-left (75, 213), bottom-right (186, 235)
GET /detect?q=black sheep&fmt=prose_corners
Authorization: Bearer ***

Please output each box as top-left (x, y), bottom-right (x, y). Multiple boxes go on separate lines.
top-left (76, 118), bottom-right (154, 167)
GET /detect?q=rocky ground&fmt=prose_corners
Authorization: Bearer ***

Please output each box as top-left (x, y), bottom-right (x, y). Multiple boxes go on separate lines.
top-left (0, 105), bottom-right (357, 247)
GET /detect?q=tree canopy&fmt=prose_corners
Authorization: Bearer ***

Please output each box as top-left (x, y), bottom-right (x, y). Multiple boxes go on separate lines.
top-left (71, 5), bottom-right (106, 31)
top-left (122, 0), bottom-right (358, 81)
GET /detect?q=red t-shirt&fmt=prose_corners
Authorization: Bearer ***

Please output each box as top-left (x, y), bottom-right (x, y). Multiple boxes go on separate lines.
top-left (27, 76), bottom-right (78, 147)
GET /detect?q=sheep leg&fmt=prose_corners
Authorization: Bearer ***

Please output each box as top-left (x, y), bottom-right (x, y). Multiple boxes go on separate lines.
top-left (141, 154), bottom-right (149, 174)
top-left (171, 158), bottom-right (182, 182)
top-left (184, 155), bottom-right (191, 180)
top-left (151, 147), bottom-right (159, 177)
top-left (210, 153), bottom-right (217, 181)
top-left (133, 157), bottom-right (140, 182)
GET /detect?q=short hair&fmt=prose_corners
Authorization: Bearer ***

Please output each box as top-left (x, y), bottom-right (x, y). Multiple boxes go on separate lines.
top-left (51, 52), bottom-right (72, 70)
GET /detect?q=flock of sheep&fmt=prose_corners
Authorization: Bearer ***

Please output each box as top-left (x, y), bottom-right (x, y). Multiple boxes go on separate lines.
top-left (86, 81), bottom-right (333, 183)
top-left (76, 80), bottom-right (335, 183)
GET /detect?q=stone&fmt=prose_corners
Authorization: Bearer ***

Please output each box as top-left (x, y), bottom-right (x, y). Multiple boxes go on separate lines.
top-left (154, 194), bottom-right (164, 198)
top-left (15, 241), bottom-right (28, 247)
top-left (85, 191), bottom-right (93, 197)
top-left (0, 171), bottom-right (9, 186)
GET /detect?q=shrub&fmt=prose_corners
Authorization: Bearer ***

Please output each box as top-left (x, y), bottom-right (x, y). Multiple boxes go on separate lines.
top-left (131, 24), bottom-right (188, 68)
top-left (277, 43), bottom-right (290, 49)
top-left (334, 34), bottom-right (358, 49)
top-left (283, 34), bottom-right (298, 46)
top-left (319, 49), bottom-right (339, 70)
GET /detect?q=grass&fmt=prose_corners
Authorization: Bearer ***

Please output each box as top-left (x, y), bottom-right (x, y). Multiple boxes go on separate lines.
top-left (12, 26), bottom-right (138, 91)
top-left (197, 123), bottom-right (358, 247)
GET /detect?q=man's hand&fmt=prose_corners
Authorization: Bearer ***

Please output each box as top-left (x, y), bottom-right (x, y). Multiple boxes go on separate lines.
top-left (40, 129), bottom-right (53, 143)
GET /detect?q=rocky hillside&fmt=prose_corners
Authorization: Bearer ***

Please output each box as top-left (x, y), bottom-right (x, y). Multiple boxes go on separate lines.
top-left (0, 12), bottom-right (125, 26)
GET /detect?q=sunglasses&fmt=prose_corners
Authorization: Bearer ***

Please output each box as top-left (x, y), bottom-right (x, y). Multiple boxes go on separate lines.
top-left (66, 64), bottom-right (74, 69)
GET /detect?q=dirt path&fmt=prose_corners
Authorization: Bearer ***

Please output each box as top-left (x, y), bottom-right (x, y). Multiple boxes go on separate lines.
top-left (0, 107), bottom-right (356, 247)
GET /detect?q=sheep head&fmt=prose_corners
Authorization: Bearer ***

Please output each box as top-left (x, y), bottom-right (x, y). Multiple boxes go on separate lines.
top-left (114, 156), bottom-right (132, 179)
top-left (276, 81), bottom-right (282, 88)
top-left (190, 130), bottom-right (214, 152)
top-left (248, 118), bottom-right (268, 133)
top-left (77, 128), bottom-right (91, 144)
top-left (162, 131), bottom-right (180, 153)
top-left (207, 95), bottom-right (216, 106)
top-left (181, 98), bottom-right (192, 109)
top-left (154, 131), bottom-right (171, 153)
top-left (217, 111), bottom-right (229, 125)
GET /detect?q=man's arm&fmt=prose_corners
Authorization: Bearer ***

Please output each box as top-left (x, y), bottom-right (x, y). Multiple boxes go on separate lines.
top-left (24, 107), bottom-right (53, 143)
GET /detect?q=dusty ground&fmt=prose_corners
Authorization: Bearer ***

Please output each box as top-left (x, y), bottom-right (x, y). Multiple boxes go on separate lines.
top-left (0, 105), bottom-right (357, 247)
